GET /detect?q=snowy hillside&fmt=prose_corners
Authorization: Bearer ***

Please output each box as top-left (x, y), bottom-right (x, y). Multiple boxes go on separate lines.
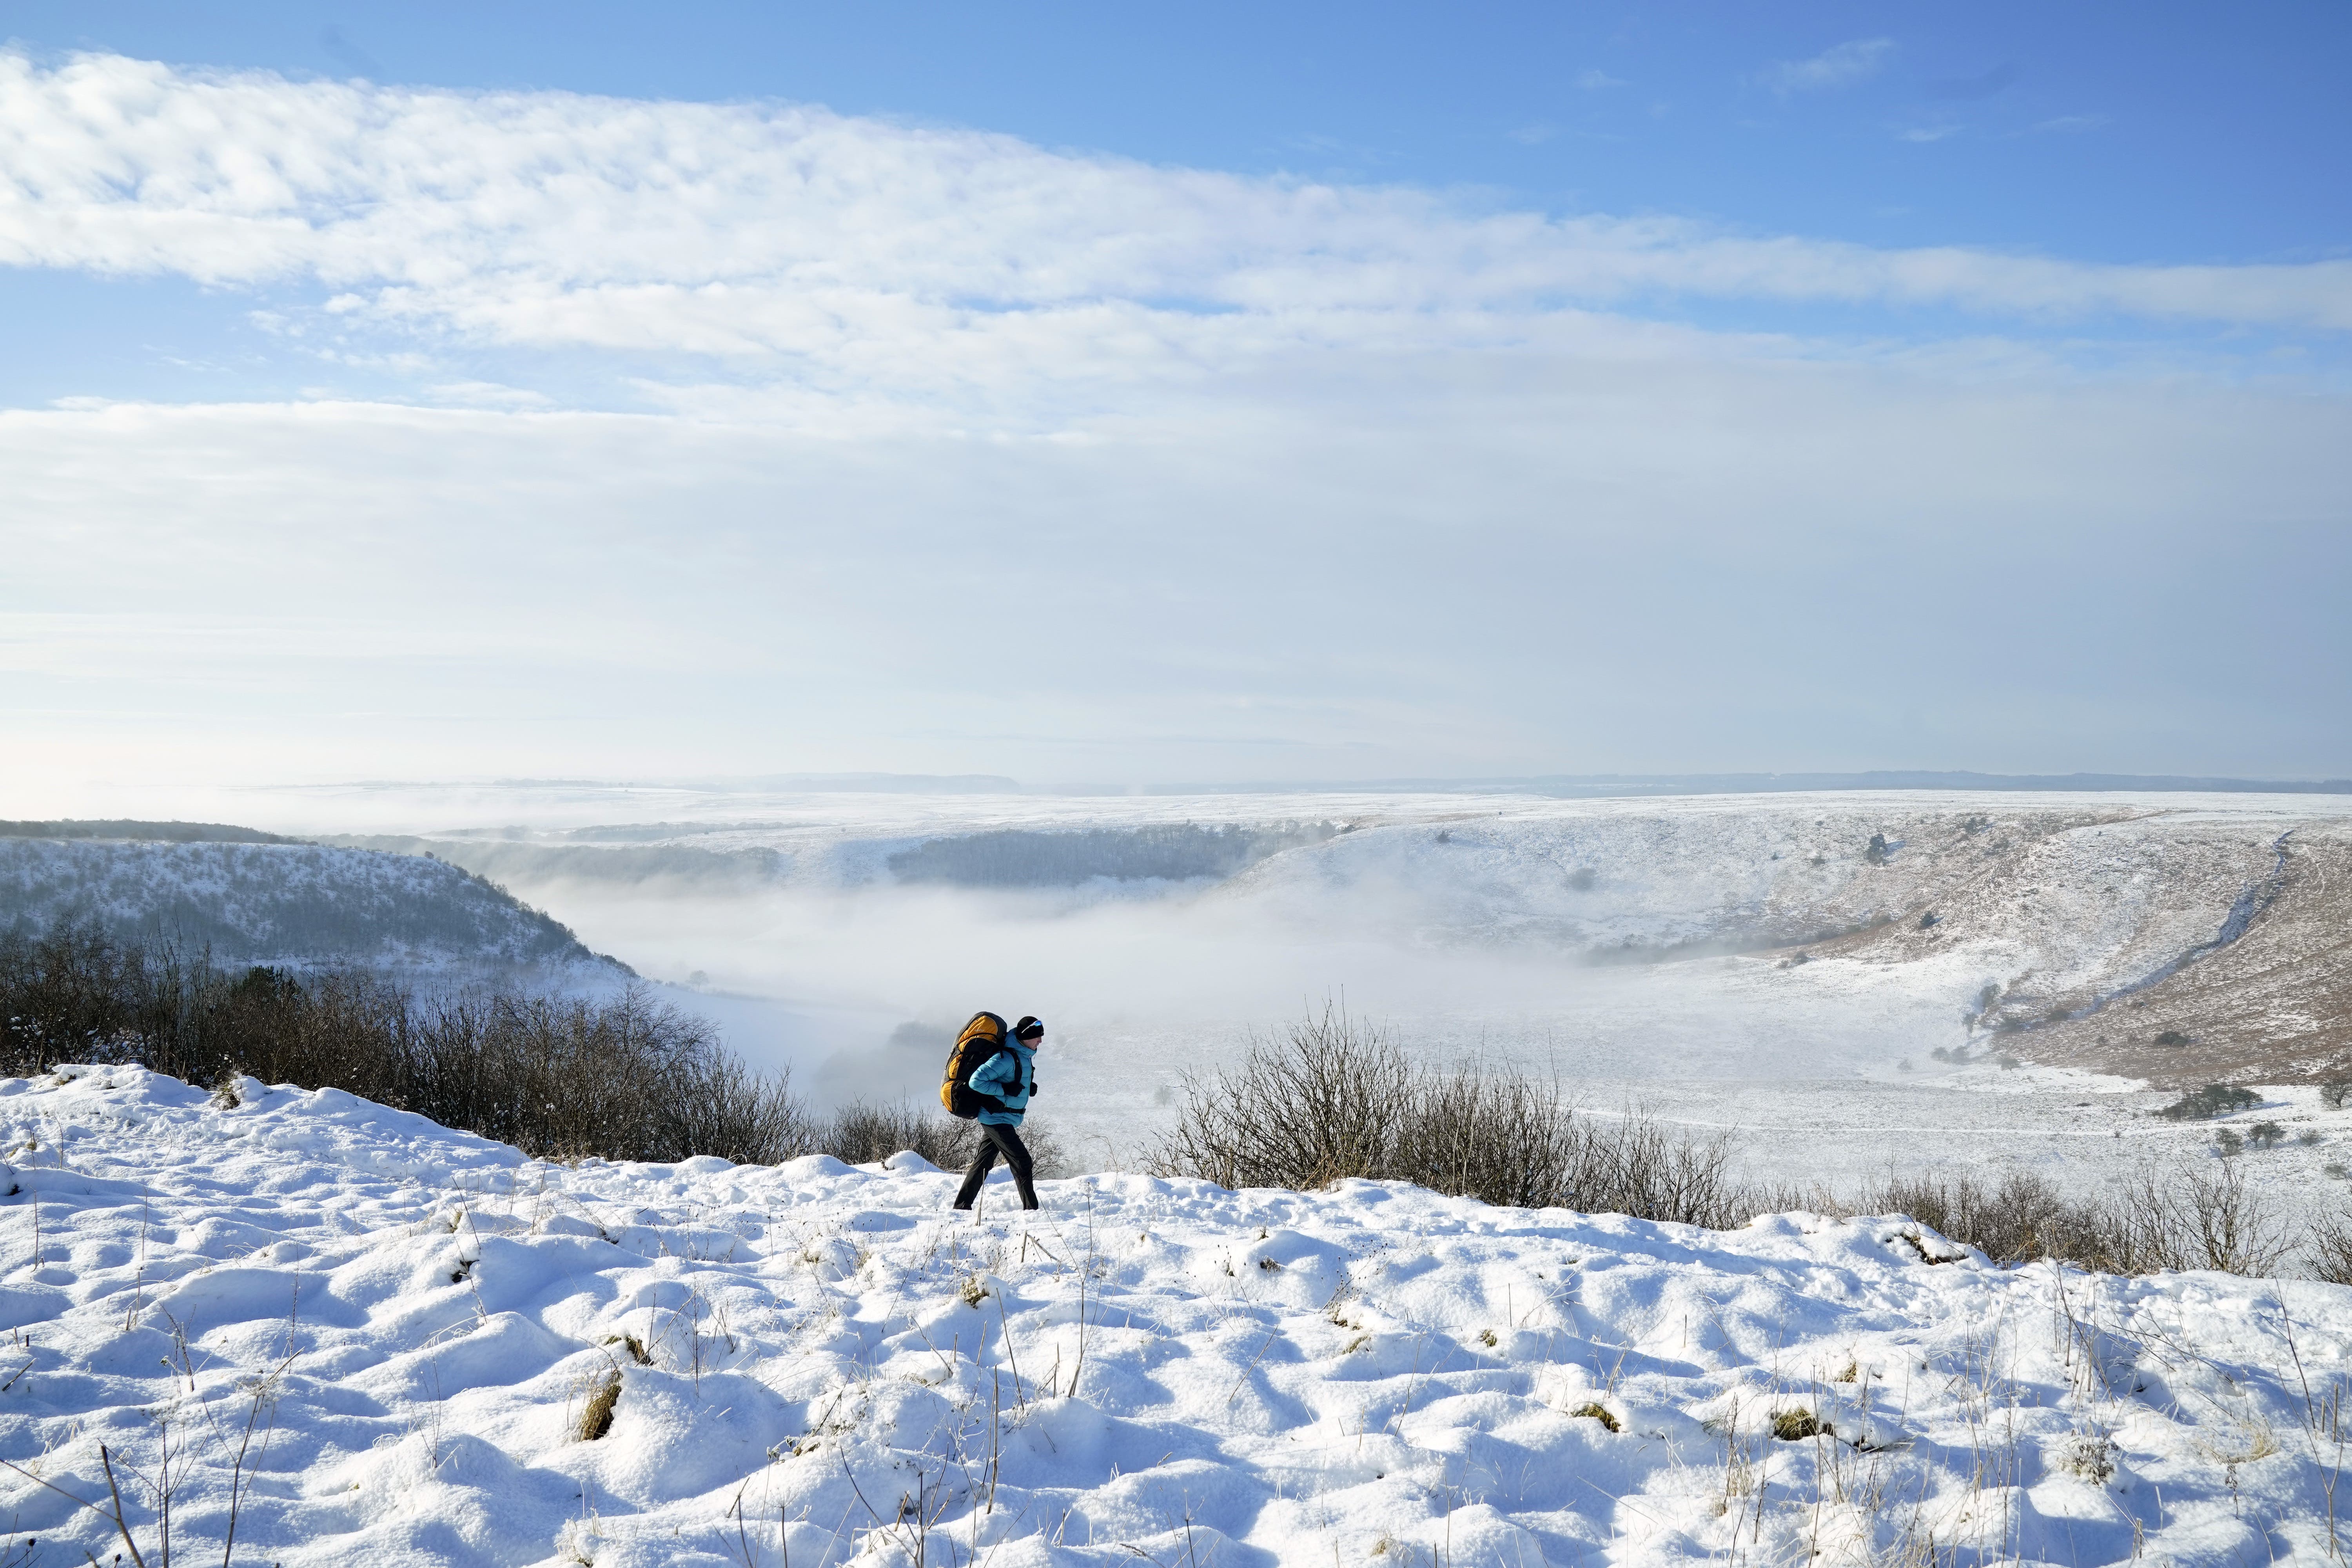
top-left (0, 837), bottom-right (614, 971)
top-left (6, 1066), bottom-right (2352, 1566)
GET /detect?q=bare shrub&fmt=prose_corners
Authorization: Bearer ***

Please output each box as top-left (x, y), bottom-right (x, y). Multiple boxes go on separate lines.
top-left (822, 1101), bottom-right (979, 1169)
top-left (2309, 1213), bottom-right (2352, 1285)
top-left (1856, 1160), bottom-right (2292, 1276)
top-left (650, 1041), bottom-right (816, 1168)
top-left (2132, 1158), bottom-right (2293, 1275)
top-left (0, 920), bottom-right (813, 1166)
top-left (1015, 1118), bottom-right (1069, 1179)
top-left (1567, 1112), bottom-right (1744, 1229)
top-left (1154, 1004), bottom-right (1410, 1191)
top-left (1387, 1064), bottom-right (1580, 1210)
top-left (1860, 1170), bottom-right (2134, 1270)
top-left (0, 916), bottom-right (142, 1071)
top-left (1153, 1006), bottom-right (1739, 1225)
top-left (815, 1101), bottom-right (1069, 1179)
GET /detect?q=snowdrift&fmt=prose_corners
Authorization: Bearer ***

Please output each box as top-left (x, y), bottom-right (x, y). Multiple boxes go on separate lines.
top-left (3, 1068), bottom-right (2350, 1564)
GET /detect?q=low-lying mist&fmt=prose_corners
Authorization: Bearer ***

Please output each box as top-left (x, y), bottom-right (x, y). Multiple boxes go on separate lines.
top-left (520, 863), bottom-right (1966, 1141)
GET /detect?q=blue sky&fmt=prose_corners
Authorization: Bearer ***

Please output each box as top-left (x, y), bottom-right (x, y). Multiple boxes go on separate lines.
top-left (15, 3), bottom-right (2348, 252)
top-left (1, 4), bottom-right (2347, 798)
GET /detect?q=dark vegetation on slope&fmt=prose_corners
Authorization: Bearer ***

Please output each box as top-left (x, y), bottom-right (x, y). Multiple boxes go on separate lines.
top-left (1, 920), bottom-right (795, 1163)
top-left (887, 822), bottom-right (1341, 887)
top-left (0, 919), bottom-right (1040, 1172)
top-left (0, 819), bottom-right (295, 844)
top-left (1154, 1006), bottom-right (2352, 1282)
top-left (0, 835), bottom-right (606, 968)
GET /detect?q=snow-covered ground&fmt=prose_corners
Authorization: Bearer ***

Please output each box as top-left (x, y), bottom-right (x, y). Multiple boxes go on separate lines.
top-left (7, 1065), bottom-right (2352, 1566)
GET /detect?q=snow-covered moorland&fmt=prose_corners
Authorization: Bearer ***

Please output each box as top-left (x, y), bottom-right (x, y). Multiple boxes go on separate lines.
top-left (5, 1068), bottom-right (2350, 1566)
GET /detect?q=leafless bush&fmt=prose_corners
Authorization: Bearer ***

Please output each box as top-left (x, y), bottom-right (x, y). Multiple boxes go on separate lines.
top-left (1570, 1112), bottom-right (1745, 1228)
top-left (1153, 1006), bottom-right (1739, 1225)
top-left (1847, 1159), bottom-right (2291, 1276)
top-left (814, 1101), bottom-right (1069, 1178)
top-left (0, 916), bottom-right (143, 1071)
top-left (1158, 1007), bottom-right (2313, 1278)
top-left (2310, 1213), bottom-right (2352, 1285)
top-left (1011, 1118), bottom-right (1070, 1179)
top-left (641, 1034), bottom-right (816, 1168)
top-left (822, 1101), bottom-right (980, 1169)
top-left (1387, 1063), bottom-right (1581, 1209)
top-left (0, 920), bottom-right (813, 1165)
top-left (1856, 1170), bottom-right (2133, 1269)
top-left (2131, 1157), bottom-right (2294, 1274)
top-left (1154, 1004), bottom-right (1410, 1191)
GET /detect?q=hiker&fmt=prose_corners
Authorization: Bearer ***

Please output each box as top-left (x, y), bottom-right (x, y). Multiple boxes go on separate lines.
top-left (951, 1014), bottom-right (1044, 1212)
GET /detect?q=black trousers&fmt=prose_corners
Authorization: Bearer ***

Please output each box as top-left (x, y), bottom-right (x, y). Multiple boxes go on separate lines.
top-left (954, 1122), bottom-right (1039, 1210)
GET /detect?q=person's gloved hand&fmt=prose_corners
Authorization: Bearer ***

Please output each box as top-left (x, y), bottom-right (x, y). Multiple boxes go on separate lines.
top-left (1027, 1072), bottom-right (1040, 1094)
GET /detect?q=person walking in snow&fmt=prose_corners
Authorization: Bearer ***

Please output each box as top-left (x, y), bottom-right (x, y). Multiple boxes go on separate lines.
top-left (954, 1014), bottom-right (1044, 1212)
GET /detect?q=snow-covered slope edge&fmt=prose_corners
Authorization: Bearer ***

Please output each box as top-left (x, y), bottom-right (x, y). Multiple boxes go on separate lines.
top-left (3, 1067), bottom-right (2344, 1566)
top-left (0, 838), bottom-right (622, 973)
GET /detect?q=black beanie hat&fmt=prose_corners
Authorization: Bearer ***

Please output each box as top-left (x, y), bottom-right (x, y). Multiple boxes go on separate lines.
top-left (1013, 1016), bottom-right (1044, 1040)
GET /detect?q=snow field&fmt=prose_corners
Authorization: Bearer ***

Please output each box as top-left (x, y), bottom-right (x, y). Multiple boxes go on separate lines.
top-left (6, 1069), bottom-right (2352, 1564)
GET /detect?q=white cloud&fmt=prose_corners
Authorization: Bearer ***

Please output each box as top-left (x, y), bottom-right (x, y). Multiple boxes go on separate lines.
top-left (425, 380), bottom-right (554, 408)
top-left (0, 47), bottom-right (2345, 437)
top-left (5, 352), bottom-right (2349, 788)
top-left (0, 53), bottom-right (2348, 791)
top-left (1764, 38), bottom-right (1896, 95)
top-left (1573, 68), bottom-right (1626, 90)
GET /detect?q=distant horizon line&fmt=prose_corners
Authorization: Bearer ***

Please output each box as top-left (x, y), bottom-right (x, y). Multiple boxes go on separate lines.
top-left (226, 768), bottom-right (2352, 799)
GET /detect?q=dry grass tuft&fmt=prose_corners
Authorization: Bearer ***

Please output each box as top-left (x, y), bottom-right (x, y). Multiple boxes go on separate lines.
top-left (1772, 1408), bottom-right (1828, 1441)
top-left (577, 1366), bottom-right (621, 1442)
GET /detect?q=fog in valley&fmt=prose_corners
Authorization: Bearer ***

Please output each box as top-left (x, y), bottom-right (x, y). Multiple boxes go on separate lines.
top-left (112, 776), bottom-right (2342, 1194)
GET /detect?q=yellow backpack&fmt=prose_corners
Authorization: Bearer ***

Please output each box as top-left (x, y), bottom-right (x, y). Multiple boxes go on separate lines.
top-left (939, 1011), bottom-right (1010, 1120)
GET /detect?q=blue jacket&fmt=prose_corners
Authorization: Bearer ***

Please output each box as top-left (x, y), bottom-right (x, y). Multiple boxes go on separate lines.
top-left (968, 1039), bottom-right (1035, 1127)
